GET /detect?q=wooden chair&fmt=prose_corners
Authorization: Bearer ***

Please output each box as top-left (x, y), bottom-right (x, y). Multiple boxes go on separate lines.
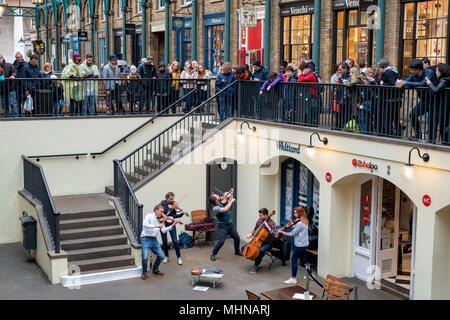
top-left (246, 289), bottom-right (261, 301)
top-left (322, 274), bottom-right (358, 300)
top-left (189, 210), bottom-right (215, 248)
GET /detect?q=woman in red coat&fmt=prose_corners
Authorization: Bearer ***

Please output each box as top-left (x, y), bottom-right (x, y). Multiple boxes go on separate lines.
top-left (297, 62), bottom-right (320, 126)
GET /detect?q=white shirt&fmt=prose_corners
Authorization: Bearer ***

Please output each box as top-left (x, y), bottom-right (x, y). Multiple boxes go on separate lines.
top-left (140, 213), bottom-right (174, 238)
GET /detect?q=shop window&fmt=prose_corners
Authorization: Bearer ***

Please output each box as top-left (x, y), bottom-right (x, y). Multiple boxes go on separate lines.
top-left (359, 180), bottom-right (372, 249)
top-left (205, 24), bottom-right (224, 75)
top-left (401, 0), bottom-right (448, 76)
top-left (334, 8), bottom-right (376, 67)
top-left (281, 14), bottom-right (314, 67)
top-left (184, 28), bottom-right (192, 63)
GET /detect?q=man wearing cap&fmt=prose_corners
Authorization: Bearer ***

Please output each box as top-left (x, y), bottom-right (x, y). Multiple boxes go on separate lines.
top-left (61, 52), bottom-right (85, 115)
top-left (79, 53), bottom-right (100, 115)
top-left (252, 60), bottom-right (268, 82)
top-left (138, 56), bottom-right (157, 113)
top-left (102, 54), bottom-right (123, 114)
top-left (0, 55), bottom-right (18, 117)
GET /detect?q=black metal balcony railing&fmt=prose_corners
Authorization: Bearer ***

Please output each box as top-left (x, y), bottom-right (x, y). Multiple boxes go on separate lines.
top-left (22, 156), bottom-right (60, 253)
top-left (238, 81), bottom-right (450, 145)
top-left (0, 78), bottom-right (211, 117)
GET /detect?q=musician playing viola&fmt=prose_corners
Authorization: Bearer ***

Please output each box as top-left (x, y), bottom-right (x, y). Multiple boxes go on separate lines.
top-left (277, 206), bottom-right (310, 284)
top-left (159, 192), bottom-right (186, 265)
top-left (242, 208), bottom-right (278, 275)
top-left (209, 193), bottom-right (242, 261)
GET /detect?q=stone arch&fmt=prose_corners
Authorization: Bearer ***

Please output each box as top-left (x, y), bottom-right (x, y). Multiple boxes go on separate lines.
top-left (431, 205), bottom-right (450, 299)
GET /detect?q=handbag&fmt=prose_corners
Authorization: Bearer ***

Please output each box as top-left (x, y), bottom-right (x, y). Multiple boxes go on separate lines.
top-left (23, 94), bottom-right (34, 112)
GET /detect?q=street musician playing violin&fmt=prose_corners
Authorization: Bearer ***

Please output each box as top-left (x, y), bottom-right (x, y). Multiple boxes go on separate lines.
top-left (242, 208), bottom-right (278, 275)
top-left (208, 191), bottom-right (241, 262)
top-left (159, 192), bottom-right (187, 265)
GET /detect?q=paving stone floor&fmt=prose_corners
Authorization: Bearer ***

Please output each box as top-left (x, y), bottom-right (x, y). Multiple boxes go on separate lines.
top-left (0, 241), bottom-right (400, 300)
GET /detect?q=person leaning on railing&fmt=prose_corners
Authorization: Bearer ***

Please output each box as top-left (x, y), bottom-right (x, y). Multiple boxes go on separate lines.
top-left (102, 55), bottom-right (123, 114)
top-left (426, 63), bottom-right (450, 145)
top-left (23, 54), bottom-right (41, 116)
top-left (79, 53), bottom-right (100, 116)
top-left (180, 61), bottom-right (195, 113)
top-left (126, 65), bottom-right (141, 113)
top-left (169, 60), bottom-right (181, 113)
top-left (0, 54), bottom-right (18, 117)
top-left (194, 64), bottom-right (211, 109)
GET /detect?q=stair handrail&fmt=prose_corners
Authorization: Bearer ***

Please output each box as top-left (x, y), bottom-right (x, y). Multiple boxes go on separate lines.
top-left (119, 80), bottom-right (238, 162)
top-left (91, 87), bottom-right (206, 157)
top-left (113, 160), bottom-right (143, 243)
top-left (22, 155), bottom-right (61, 253)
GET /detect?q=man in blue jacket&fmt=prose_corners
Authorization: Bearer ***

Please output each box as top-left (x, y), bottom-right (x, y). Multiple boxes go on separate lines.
top-left (397, 59), bottom-right (437, 140)
top-left (13, 52), bottom-right (28, 116)
top-left (23, 55), bottom-right (41, 115)
top-left (252, 60), bottom-right (268, 82)
top-left (216, 62), bottom-right (236, 121)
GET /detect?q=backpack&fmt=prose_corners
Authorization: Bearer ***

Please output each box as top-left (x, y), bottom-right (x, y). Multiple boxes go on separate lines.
top-left (345, 120), bottom-right (360, 133)
top-left (178, 232), bottom-right (193, 249)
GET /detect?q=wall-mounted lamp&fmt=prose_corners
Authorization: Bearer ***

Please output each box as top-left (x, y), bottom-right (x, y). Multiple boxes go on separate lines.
top-left (401, 147), bottom-right (430, 180)
top-left (305, 132), bottom-right (328, 160)
top-left (237, 121), bottom-right (256, 143)
top-left (18, 37), bottom-right (25, 47)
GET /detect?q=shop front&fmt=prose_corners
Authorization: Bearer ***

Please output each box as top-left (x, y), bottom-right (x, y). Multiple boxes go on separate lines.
top-left (131, 25), bottom-right (142, 67)
top-left (237, 7), bottom-right (265, 66)
top-left (173, 17), bottom-right (192, 68)
top-left (203, 12), bottom-right (225, 75)
top-left (353, 174), bottom-right (417, 299)
top-left (332, 0), bottom-right (378, 67)
top-left (280, 1), bottom-right (315, 67)
top-left (113, 28), bottom-right (123, 61)
top-left (400, 0), bottom-right (449, 76)
top-left (97, 30), bottom-right (107, 65)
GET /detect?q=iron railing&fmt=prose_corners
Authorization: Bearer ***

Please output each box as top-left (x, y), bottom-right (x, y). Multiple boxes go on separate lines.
top-left (119, 81), bottom-right (238, 188)
top-left (114, 160), bottom-right (143, 244)
top-left (22, 156), bottom-right (60, 253)
top-left (0, 78), bottom-right (211, 118)
top-left (238, 81), bottom-right (450, 145)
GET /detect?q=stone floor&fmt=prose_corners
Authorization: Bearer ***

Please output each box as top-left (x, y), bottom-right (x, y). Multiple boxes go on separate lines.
top-left (0, 241), bottom-right (400, 300)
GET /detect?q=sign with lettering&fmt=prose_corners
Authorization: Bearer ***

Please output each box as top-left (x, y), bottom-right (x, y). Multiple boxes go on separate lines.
top-left (125, 24), bottom-right (136, 34)
top-left (352, 158), bottom-right (378, 171)
top-left (204, 13), bottom-right (226, 26)
top-left (281, 3), bottom-right (315, 16)
top-left (333, 0), bottom-right (377, 10)
top-left (326, 172), bottom-right (332, 183)
top-left (277, 141), bottom-right (301, 155)
top-left (422, 195), bottom-right (431, 207)
top-left (78, 31), bottom-right (88, 41)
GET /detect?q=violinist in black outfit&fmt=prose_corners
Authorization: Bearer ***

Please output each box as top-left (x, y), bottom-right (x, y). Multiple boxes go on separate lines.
top-left (159, 192), bottom-right (187, 265)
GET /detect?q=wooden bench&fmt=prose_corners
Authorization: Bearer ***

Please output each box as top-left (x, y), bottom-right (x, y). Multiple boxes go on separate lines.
top-left (187, 210), bottom-right (215, 248)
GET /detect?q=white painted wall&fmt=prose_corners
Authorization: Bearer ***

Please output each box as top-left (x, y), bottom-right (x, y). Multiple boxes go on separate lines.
top-left (0, 116), bottom-right (181, 244)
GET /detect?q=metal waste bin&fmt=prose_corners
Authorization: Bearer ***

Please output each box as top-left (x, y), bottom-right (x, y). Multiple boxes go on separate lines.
top-left (19, 215), bottom-right (37, 250)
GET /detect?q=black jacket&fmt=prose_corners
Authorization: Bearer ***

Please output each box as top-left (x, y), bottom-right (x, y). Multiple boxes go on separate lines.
top-left (155, 70), bottom-right (171, 95)
top-left (24, 63), bottom-right (41, 91)
top-left (0, 61), bottom-right (17, 92)
top-left (380, 67), bottom-right (401, 86)
top-left (428, 76), bottom-right (450, 109)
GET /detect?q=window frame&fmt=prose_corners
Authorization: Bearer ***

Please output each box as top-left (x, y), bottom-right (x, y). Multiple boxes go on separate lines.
top-left (280, 13), bottom-right (315, 66)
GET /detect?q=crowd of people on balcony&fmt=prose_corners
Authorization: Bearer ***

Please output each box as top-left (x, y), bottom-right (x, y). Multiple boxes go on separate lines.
top-left (0, 51), bottom-right (449, 144)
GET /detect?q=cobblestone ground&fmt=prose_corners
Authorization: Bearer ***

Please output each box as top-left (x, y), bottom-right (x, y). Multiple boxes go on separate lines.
top-left (0, 242), bottom-right (399, 300)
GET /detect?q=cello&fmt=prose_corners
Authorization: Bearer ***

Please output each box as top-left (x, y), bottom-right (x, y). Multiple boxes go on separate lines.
top-left (242, 210), bottom-right (276, 260)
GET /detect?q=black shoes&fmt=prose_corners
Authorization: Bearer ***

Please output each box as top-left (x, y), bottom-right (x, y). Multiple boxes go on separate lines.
top-left (210, 254), bottom-right (216, 261)
top-left (235, 252), bottom-right (244, 257)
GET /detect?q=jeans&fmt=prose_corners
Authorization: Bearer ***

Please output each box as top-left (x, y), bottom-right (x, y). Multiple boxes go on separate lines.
top-left (291, 245), bottom-right (309, 277)
top-left (219, 95), bottom-right (232, 121)
top-left (183, 88), bottom-right (194, 113)
top-left (359, 109), bottom-right (371, 133)
top-left (160, 226), bottom-right (181, 259)
top-left (53, 99), bottom-right (64, 115)
top-left (69, 99), bottom-right (83, 115)
top-left (212, 222), bottom-right (241, 256)
top-left (2, 91), bottom-right (18, 117)
top-left (83, 95), bottom-right (96, 115)
top-left (141, 237), bottom-right (163, 273)
top-left (241, 242), bottom-right (272, 267)
top-left (410, 101), bottom-right (428, 138)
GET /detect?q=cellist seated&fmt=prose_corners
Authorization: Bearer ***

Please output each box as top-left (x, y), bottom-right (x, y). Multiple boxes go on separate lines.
top-left (241, 208), bottom-right (278, 275)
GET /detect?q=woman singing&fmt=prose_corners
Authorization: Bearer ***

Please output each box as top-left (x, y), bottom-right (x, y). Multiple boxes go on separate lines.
top-left (277, 206), bottom-right (310, 284)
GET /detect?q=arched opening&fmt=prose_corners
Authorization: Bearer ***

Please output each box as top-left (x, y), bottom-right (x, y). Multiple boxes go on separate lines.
top-left (432, 205), bottom-right (450, 299)
top-left (331, 173), bottom-right (418, 299)
top-left (258, 155), bottom-right (320, 272)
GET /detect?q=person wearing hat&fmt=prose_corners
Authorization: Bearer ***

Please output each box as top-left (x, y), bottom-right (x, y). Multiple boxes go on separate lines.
top-left (138, 56), bottom-right (157, 113)
top-left (61, 52), bottom-right (85, 115)
top-left (298, 61), bottom-right (320, 126)
top-left (252, 60), bottom-right (268, 82)
top-left (154, 61), bottom-right (171, 113)
top-left (79, 53), bottom-right (100, 115)
top-left (0, 54), bottom-right (18, 117)
top-left (50, 74), bottom-right (64, 116)
top-left (102, 54), bottom-right (123, 114)
top-left (126, 65), bottom-right (141, 113)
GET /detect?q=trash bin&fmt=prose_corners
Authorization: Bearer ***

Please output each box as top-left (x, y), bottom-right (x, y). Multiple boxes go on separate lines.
top-left (35, 89), bottom-right (53, 115)
top-left (19, 216), bottom-right (37, 250)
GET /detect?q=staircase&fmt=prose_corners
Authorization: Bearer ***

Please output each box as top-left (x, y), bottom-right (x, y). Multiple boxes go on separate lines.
top-left (53, 193), bottom-right (137, 275)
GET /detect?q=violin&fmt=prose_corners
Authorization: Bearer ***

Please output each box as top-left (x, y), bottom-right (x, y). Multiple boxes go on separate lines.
top-left (157, 214), bottom-right (184, 225)
top-left (219, 188), bottom-right (235, 205)
top-left (278, 218), bottom-right (301, 241)
top-left (168, 200), bottom-right (189, 217)
top-left (242, 210), bottom-right (276, 260)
